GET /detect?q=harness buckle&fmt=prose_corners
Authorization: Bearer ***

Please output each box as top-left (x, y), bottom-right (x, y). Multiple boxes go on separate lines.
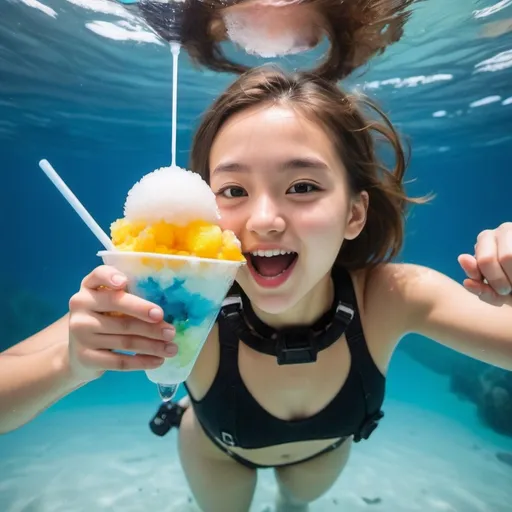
top-left (354, 410), bottom-right (384, 442)
top-left (275, 328), bottom-right (318, 365)
top-left (221, 431), bottom-right (236, 446)
top-left (220, 296), bottom-right (243, 320)
top-left (334, 301), bottom-right (355, 324)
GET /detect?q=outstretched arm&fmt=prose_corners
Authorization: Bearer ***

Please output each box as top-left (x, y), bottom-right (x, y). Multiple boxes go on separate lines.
top-left (0, 315), bottom-right (90, 434)
top-left (400, 223), bottom-right (512, 370)
top-left (0, 264), bottom-right (174, 435)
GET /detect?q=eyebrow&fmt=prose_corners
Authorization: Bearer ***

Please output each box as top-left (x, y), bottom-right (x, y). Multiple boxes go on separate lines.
top-left (213, 158), bottom-right (329, 174)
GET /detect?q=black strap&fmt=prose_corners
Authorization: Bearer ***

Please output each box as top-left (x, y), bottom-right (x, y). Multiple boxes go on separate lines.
top-left (219, 267), bottom-right (355, 365)
top-left (215, 314), bottom-right (240, 447)
top-left (216, 266), bottom-right (384, 445)
top-left (339, 275), bottom-right (384, 442)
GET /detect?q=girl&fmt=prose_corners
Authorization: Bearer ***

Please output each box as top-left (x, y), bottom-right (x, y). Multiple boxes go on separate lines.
top-left (1, 67), bottom-right (511, 512)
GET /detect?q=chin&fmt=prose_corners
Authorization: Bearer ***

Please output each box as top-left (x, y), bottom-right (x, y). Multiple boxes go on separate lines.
top-left (246, 289), bottom-right (299, 315)
top-left (236, 263), bottom-right (305, 315)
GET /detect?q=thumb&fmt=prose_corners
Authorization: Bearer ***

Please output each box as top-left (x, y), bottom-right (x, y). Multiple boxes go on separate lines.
top-left (457, 254), bottom-right (482, 281)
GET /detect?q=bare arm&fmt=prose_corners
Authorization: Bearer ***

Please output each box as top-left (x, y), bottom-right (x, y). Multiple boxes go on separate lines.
top-left (0, 315), bottom-right (92, 434)
top-left (392, 263), bottom-right (512, 370)
top-left (0, 263), bottom-right (178, 434)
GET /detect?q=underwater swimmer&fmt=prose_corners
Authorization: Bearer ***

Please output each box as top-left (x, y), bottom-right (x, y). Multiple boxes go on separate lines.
top-left (2, 67), bottom-right (512, 512)
top-left (125, 0), bottom-right (417, 80)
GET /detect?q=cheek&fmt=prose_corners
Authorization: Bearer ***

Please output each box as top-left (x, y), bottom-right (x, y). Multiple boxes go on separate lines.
top-left (218, 206), bottom-right (243, 234)
top-left (294, 203), bottom-right (346, 246)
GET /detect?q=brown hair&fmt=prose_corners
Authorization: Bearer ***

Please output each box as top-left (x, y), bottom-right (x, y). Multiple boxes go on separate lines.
top-left (191, 66), bottom-right (431, 270)
top-left (181, 0), bottom-right (418, 81)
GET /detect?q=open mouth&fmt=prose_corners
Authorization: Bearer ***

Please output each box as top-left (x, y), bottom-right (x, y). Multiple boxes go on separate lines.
top-left (245, 249), bottom-right (298, 287)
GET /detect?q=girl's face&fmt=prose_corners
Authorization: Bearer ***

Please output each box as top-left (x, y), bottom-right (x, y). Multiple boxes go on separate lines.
top-left (209, 104), bottom-right (367, 314)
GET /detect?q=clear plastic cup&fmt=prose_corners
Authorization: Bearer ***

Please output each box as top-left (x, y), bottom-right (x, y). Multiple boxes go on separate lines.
top-left (98, 250), bottom-right (243, 388)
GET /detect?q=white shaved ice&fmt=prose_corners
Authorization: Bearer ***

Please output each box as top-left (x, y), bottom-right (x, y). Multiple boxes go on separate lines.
top-left (123, 165), bottom-right (220, 226)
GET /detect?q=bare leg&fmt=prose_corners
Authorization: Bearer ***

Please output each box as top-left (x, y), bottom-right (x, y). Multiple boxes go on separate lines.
top-left (275, 489), bottom-right (309, 512)
top-left (274, 439), bottom-right (352, 511)
top-left (178, 406), bottom-right (257, 512)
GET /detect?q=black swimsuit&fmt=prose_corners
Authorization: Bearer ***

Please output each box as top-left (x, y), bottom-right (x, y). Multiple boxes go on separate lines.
top-left (184, 266), bottom-right (386, 469)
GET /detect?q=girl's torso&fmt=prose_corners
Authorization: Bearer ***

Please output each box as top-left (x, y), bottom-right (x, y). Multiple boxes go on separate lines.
top-left (185, 264), bottom-right (406, 466)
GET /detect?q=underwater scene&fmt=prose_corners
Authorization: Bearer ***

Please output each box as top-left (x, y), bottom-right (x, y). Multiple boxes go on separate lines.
top-left (1, 0), bottom-right (512, 511)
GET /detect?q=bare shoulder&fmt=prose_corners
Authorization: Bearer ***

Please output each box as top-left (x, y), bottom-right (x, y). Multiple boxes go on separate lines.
top-left (360, 262), bottom-right (431, 308)
top-left (186, 321), bottom-right (221, 401)
top-left (350, 263), bottom-right (423, 371)
top-left (1, 314), bottom-right (69, 357)
top-left (353, 262), bottom-right (408, 310)
top-left (359, 261), bottom-right (445, 332)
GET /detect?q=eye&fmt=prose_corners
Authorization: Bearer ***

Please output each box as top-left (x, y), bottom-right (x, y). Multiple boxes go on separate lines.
top-left (287, 182), bottom-right (320, 194)
top-left (218, 186), bottom-right (247, 198)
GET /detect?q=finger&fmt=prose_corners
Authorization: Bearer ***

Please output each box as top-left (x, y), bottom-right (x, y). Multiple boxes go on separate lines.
top-left (463, 279), bottom-right (506, 306)
top-left (463, 278), bottom-right (488, 296)
top-left (496, 226), bottom-right (512, 286)
top-left (81, 265), bottom-right (128, 291)
top-left (475, 232), bottom-right (510, 295)
top-left (83, 312), bottom-right (175, 342)
top-left (88, 334), bottom-right (178, 358)
top-left (480, 291), bottom-right (506, 307)
top-left (81, 348), bottom-right (165, 372)
top-left (70, 287), bottom-right (164, 323)
top-left (457, 254), bottom-right (482, 280)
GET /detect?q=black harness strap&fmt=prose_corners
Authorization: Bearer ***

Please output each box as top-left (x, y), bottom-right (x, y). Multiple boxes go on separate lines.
top-left (220, 267), bottom-right (356, 365)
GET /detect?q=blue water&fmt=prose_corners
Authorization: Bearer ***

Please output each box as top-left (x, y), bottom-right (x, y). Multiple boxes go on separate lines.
top-left (1, 0), bottom-right (512, 510)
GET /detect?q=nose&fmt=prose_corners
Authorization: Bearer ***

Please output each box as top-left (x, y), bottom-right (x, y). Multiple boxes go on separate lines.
top-left (246, 194), bottom-right (286, 236)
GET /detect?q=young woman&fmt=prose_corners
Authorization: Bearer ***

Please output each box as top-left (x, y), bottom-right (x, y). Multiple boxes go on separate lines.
top-left (1, 67), bottom-right (511, 512)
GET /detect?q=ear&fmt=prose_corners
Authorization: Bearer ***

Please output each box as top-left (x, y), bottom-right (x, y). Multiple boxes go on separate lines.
top-left (345, 191), bottom-right (369, 241)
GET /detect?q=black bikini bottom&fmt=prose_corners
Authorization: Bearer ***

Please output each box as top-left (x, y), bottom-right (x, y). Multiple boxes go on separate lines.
top-left (200, 423), bottom-right (348, 470)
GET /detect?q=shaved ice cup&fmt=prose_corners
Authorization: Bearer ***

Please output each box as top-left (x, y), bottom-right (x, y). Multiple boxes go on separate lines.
top-left (36, 158), bottom-right (242, 401)
top-left (98, 250), bottom-right (243, 392)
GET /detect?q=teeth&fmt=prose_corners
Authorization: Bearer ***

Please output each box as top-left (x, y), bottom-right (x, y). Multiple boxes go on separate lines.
top-left (250, 249), bottom-right (294, 257)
